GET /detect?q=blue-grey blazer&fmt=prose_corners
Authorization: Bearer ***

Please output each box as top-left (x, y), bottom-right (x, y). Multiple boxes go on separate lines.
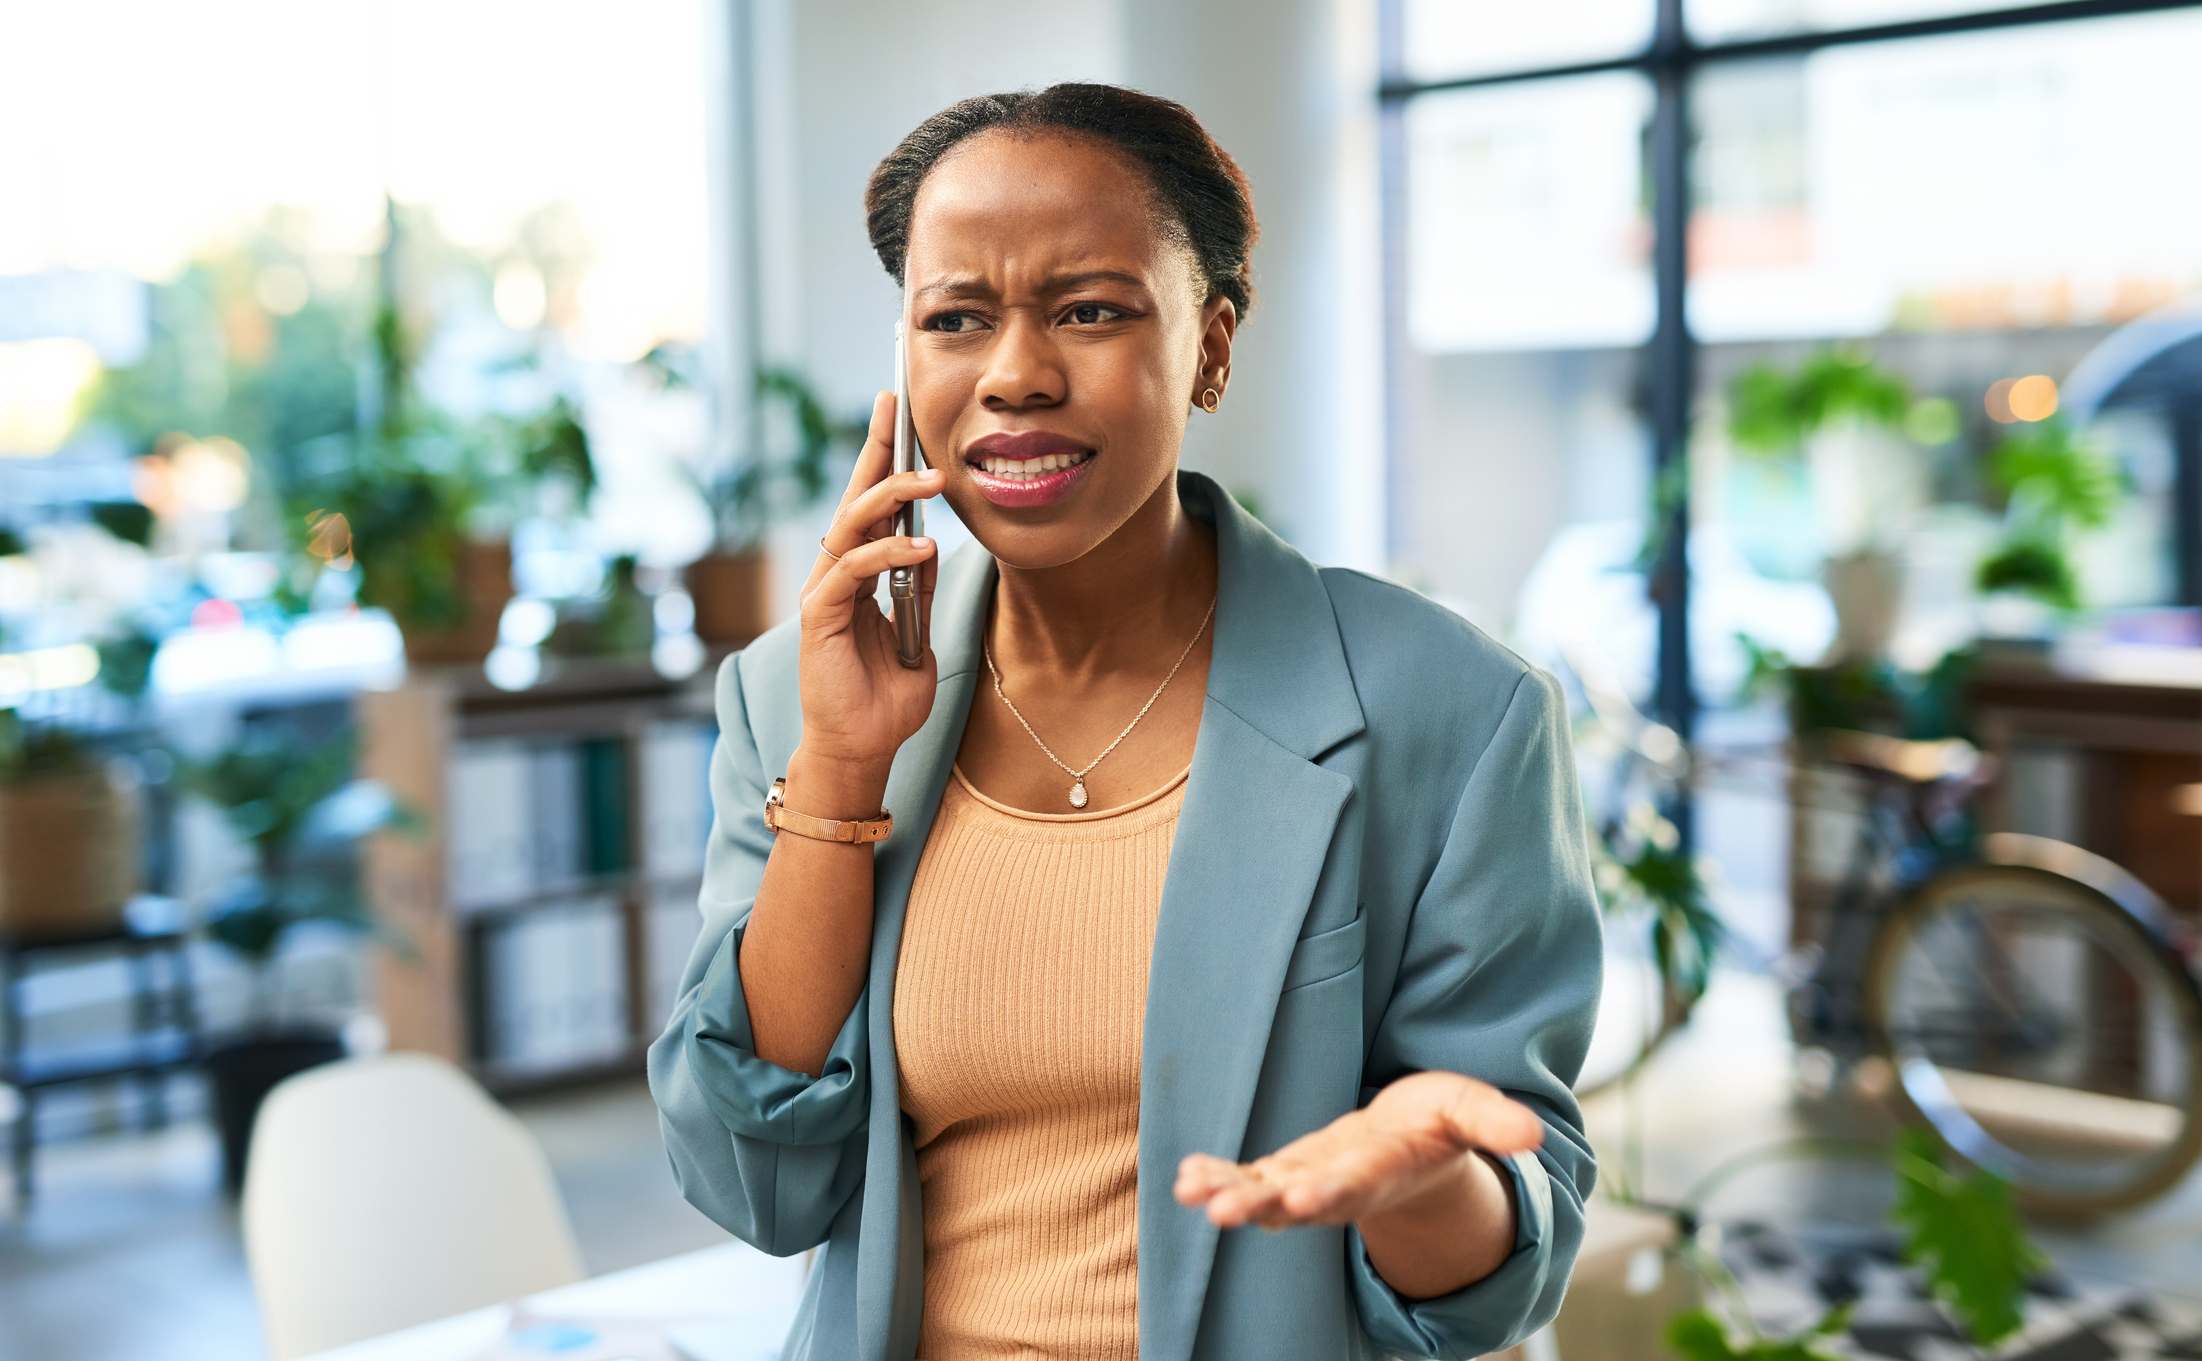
top-left (649, 473), bottom-right (1603, 1361)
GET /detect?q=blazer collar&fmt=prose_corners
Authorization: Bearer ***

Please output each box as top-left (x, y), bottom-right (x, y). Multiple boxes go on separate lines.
top-left (1179, 472), bottom-right (1365, 760)
top-left (924, 470), bottom-right (1367, 755)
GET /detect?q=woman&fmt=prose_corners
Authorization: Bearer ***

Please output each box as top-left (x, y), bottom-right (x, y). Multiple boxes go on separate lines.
top-left (650, 83), bottom-right (1601, 1361)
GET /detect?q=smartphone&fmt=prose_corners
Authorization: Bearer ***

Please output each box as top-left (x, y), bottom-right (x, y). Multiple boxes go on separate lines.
top-left (889, 322), bottom-right (926, 668)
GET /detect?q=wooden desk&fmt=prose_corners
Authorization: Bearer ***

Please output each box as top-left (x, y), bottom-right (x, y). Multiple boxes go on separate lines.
top-left (297, 1240), bottom-right (806, 1361)
top-left (1972, 644), bottom-right (2202, 915)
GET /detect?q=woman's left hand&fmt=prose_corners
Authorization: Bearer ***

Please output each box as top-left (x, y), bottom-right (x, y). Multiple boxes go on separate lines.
top-left (1173, 1070), bottom-right (1541, 1235)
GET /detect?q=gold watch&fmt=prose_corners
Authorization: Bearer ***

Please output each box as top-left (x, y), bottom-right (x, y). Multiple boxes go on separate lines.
top-left (763, 778), bottom-right (892, 845)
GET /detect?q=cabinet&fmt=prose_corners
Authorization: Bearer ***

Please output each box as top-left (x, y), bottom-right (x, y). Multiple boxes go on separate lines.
top-left (1971, 651), bottom-right (2202, 918)
top-left (357, 660), bottom-right (720, 1093)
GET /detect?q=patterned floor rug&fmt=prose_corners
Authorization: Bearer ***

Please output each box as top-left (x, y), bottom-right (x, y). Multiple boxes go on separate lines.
top-left (1717, 1220), bottom-right (2202, 1361)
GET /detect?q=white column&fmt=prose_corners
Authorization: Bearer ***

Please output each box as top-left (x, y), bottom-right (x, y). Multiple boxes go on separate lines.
top-left (1121, 0), bottom-right (1387, 572)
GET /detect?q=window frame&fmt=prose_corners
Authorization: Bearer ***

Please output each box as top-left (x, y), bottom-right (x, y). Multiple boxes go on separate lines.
top-left (1378, 0), bottom-right (2202, 841)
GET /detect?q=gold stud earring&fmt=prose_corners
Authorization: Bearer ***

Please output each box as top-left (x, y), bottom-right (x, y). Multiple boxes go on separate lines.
top-left (1200, 388), bottom-right (1221, 413)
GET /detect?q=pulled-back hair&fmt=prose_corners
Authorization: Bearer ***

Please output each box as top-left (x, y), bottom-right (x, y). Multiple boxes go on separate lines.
top-left (865, 83), bottom-right (1258, 317)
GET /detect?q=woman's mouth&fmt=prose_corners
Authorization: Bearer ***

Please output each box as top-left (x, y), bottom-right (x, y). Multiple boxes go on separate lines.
top-left (964, 440), bottom-right (1096, 508)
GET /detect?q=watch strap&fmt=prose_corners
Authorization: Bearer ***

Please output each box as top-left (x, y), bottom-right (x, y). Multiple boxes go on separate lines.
top-left (764, 777), bottom-right (892, 844)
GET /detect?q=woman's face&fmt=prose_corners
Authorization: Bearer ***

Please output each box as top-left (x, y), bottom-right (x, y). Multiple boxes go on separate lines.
top-left (902, 130), bottom-right (1235, 570)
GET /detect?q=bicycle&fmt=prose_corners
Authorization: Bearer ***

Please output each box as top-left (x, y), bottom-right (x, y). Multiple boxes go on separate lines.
top-left (1791, 727), bottom-right (2202, 1215)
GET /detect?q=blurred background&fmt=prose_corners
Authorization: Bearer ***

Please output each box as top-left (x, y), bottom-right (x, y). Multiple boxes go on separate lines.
top-left (2, 1), bottom-right (2199, 1359)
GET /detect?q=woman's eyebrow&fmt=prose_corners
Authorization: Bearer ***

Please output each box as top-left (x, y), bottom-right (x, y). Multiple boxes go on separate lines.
top-left (913, 269), bottom-right (1150, 300)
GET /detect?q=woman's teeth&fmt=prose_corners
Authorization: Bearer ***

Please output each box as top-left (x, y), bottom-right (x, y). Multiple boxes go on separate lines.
top-left (976, 451), bottom-right (1091, 480)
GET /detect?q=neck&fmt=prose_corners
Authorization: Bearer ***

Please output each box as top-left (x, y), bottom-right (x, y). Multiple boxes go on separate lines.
top-left (990, 473), bottom-right (1218, 678)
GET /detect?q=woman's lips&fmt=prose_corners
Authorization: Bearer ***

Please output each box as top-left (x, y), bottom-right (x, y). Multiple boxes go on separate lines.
top-left (963, 440), bottom-right (1096, 509)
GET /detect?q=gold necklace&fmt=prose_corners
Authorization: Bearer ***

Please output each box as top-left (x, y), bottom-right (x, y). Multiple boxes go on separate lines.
top-left (983, 597), bottom-right (1217, 808)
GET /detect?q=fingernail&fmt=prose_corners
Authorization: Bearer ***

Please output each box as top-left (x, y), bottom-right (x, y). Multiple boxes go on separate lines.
top-left (911, 536), bottom-right (932, 548)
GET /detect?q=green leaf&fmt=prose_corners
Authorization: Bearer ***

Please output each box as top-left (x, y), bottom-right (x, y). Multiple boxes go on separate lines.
top-left (1976, 537), bottom-right (2078, 610)
top-left (1728, 348), bottom-right (1910, 454)
top-left (1665, 1306), bottom-right (1852, 1361)
top-left (1989, 419), bottom-right (2121, 532)
top-left (1890, 1129), bottom-right (2048, 1346)
top-left (1734, 633), bottom-right (1792, 707)
top-left (1667, 1308), bottom-right (1744, 1361)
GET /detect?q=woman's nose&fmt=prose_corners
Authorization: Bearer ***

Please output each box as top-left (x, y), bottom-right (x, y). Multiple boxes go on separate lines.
top-left (975, 315), bottom-right (1066, 410)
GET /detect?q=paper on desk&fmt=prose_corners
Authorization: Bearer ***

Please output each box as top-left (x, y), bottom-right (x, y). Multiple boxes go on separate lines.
top-left (462, 1316), bottom-right (779, 1361)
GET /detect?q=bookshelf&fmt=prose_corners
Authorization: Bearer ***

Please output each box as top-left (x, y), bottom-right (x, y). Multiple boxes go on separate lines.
top-left (357, 658), bottom-right (721, 1094)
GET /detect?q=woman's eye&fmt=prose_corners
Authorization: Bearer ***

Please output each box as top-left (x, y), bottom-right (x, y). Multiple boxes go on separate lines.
top-left (1066, 303), bottom-right (1123, 325)
top-left (931, 313), bottom-right (987, 334)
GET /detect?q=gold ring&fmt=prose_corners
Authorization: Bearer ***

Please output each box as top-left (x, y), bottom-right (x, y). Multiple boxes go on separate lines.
top-left (818, 537), bottom-right (843, 561)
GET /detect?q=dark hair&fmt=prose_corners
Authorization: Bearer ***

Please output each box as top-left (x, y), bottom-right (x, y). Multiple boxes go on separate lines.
top-left (865, 83), bottom-right (1258, 317)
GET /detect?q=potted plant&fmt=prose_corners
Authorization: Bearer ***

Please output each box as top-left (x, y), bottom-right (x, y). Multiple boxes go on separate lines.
top-left (1973, 418), bottom-right (2121, 635)
top-left (175, 726), bottom-right (416, 1192)
top-left (685, 367), bottom-right (855, 646)
top-left (0, 712), bottom-right (139, 942)
top-left (291, 200), bottom-right (601, 666)
top-left (1657, 1131), bottom-right (2046, 1361)
top-left (1727, 349), bottom-right (1918, 662)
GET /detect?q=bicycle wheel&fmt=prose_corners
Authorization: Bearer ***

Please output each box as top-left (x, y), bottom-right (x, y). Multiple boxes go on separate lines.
top-left (1864, 863), bottom-right (2202, 1214)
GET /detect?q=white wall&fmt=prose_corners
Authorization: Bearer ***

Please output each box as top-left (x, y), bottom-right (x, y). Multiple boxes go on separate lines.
top-left (1119, 0), bottom-right (1387, 571)
top-left (708, 0), bottom-right (1387, 619)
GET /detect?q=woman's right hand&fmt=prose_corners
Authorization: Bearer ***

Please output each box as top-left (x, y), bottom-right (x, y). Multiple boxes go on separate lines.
top-left (791, 391), bottom-right (943, 805)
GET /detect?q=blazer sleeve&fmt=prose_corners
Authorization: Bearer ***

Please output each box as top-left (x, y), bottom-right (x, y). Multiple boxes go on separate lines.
top-left (1348, 668), bottom-right (1603, 1359)
top-left (646, 650), bottom-right (872, 1257)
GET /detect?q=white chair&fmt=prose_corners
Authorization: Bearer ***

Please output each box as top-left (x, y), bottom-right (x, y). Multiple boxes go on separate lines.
top-left (241, 1052), bottom-right (587, 1360)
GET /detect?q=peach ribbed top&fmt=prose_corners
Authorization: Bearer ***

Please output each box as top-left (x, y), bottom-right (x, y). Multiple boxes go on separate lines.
top-left (893, 763), bottom-right (1190, 1360)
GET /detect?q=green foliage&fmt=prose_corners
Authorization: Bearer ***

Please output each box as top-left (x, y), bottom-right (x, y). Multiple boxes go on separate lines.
top-left (1666, 1305), bottom-right (1853, 1361)
top-left (0, 711), bottom-right (93, 784)
top-left (174, 727), bottom-right (417, 969)
top-left (1628, 841), bottom-right (1724, 1008)
top-left (1976, 537), bottom-right (2078, 610)
top-left (88, 501), bottom-right (155, 547)
top-left (511, 395), bottom-right (595, 505)
top-left (307, 445), bottom-right (482, 631)
top-left (1779, 647), bottom-right (1976, 743)
top-left (175, 728), bottom-right (359, 875)
top-left (0, 527), bottom-right (23, 557)
top-left (705, 367), bottom-right (860, 549)
top-left (1975, 419), bottom-right (2121, 612)
top-left (83, 245), bottom-right (361, 479)
top-left (1988, 419), bottom-right (2119, 532)
top-left (1892, 1129), bottom-right (2047, 1346)
top-left (96, 629), bottom-right (160, 700)
top-left (1728, 349), bottom-right (1910, 455)
top-left (1734, 634), bottom-right (1792, 707)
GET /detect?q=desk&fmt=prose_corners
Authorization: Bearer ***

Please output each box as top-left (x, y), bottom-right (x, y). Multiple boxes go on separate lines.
top-left (1972, 643), bottom-right (2202, 915)
top-left (299, 1241), bottom-right (807, 1361)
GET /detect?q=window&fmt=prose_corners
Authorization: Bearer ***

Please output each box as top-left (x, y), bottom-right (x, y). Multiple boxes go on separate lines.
top-left (1385, 0), bottom-right (2202, 734)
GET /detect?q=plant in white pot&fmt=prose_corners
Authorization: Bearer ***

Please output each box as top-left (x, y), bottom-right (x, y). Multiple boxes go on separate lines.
top-left (175, 727), bottom-right (417, 1193)
top-left (1727, 349), bottom-right (1920, 662)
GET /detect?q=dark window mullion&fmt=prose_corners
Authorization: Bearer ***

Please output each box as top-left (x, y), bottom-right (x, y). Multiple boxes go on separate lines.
top-left (1378, 0), bottom-right (2202, 101)
top-left (1649, 0), bottom-right (1698, 848)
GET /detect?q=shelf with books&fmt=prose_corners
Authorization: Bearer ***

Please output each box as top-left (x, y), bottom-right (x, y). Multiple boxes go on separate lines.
top-left (357, 661), bottom-right (718, 1092)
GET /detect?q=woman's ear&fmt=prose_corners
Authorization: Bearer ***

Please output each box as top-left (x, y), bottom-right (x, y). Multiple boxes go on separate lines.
top-left (1194, 295), bottom-right (1237, 406)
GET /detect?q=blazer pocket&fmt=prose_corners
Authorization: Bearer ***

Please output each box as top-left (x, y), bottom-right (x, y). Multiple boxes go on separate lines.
top-left (1280, 909), bottom-right (1365, 992)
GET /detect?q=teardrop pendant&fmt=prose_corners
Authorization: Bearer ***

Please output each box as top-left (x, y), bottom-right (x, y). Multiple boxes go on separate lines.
top-left (1068, 779), bottom-right (1089, 809)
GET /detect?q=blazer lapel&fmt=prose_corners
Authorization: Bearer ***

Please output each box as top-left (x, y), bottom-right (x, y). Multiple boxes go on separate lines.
top-left (854, 544), bottom-right (993, 1361)
top-left (1137, 475), bottom-right (1366, 1361)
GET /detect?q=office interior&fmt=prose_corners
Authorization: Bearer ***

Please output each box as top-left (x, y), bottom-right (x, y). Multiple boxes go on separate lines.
top-left (2, 0), bottom-right (2200, 1358)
